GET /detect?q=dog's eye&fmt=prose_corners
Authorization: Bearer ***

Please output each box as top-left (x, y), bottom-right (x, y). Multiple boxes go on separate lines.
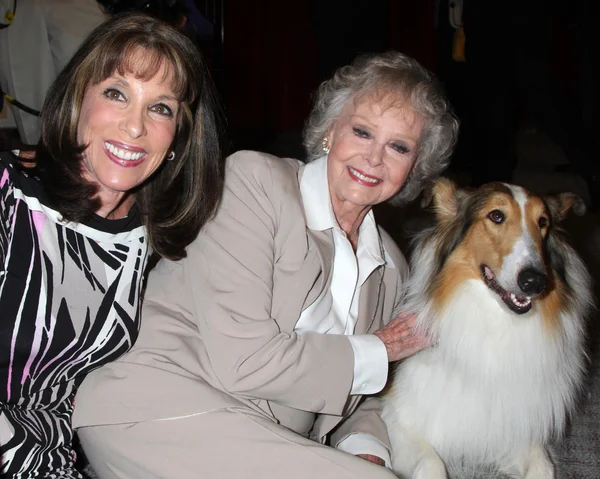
top-left (538, 216), bottom-right (548, 228)
top-left (488, 210), bottom-right (505, 224)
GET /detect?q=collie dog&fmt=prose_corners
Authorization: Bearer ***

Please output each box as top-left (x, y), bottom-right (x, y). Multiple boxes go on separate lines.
top-left (382, 179), bottom-right (594, 479)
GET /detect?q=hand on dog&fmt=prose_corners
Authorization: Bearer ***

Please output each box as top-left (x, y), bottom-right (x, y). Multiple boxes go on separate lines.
top-left (374, 312), bottom-right (432, 362)
top-left (356, 454), bottom-right (385, 466)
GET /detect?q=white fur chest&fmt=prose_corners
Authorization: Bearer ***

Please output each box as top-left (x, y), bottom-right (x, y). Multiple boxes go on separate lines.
top-left (383, 280), bottom-right (586, 466)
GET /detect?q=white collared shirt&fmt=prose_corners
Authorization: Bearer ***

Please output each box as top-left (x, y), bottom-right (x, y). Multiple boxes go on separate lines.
top-left (297, 156), bottom-right (392, 465)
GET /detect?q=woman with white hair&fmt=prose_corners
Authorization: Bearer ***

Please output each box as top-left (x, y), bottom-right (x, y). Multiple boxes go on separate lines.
top-left (74, 50), bottom-right (459, 478)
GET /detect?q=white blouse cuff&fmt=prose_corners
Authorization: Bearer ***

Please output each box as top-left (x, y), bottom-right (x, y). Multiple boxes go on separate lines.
top-left (348, 334), bottom-right (388, 395)
top-left (336, 433), bottom-right (391, 468)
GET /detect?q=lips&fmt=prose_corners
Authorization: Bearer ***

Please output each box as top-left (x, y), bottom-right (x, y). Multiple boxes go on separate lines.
top-left (481, 265), bottom-right (532, 315)
top-left (103, 141), bottom-right (147, 167)
top-left (347, 166), bottom-right (382, 186)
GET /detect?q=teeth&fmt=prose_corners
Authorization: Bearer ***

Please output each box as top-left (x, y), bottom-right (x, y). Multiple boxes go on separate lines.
top-left (509, 293), bottom-right (531, 307)
top-left (349, 166), bottom-right (380, 184)
top-left (482, 265), bottom-right (532, 312)
top-left (105, 142), bottom-right (145, 161)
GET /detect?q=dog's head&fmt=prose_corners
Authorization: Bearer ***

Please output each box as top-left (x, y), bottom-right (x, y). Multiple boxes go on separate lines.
top-left (421, 178), bottom-right (585, 315)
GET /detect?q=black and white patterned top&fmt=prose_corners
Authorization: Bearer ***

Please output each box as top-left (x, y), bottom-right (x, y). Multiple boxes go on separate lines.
top-left (0, 152), bottom-right (148, 478)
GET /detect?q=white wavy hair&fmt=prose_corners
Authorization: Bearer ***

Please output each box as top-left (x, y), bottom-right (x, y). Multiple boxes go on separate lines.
top-left (303, 51), bottom-right (459, 206)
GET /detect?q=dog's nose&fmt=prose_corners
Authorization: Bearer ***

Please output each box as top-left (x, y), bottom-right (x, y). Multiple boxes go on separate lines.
top-left (517, 268), bottom-right (547, 295)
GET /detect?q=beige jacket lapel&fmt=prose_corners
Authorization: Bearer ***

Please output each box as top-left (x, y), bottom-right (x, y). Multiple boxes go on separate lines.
top-left (356, 268), bottom-right (387, 334)
top-left (301, 229), bottom-right (334, 312)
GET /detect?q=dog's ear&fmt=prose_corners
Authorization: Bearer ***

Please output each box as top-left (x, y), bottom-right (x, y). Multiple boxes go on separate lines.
top-left (544, 192), bottom-right (586, 222)
top-left (423, 178), bottom-right (463, 222)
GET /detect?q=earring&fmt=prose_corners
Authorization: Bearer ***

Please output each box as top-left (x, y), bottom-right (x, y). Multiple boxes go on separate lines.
top-left (167, 151), bottom-right (175, 161)
top-left (321, 137), bottom-right (330, 154)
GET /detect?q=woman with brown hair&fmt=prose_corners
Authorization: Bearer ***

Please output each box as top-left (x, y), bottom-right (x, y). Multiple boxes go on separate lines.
top-left (0, 12), bottom-right (224, 478)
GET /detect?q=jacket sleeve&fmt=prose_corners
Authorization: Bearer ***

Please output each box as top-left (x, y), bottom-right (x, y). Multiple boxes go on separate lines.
top-left (185, 150), bottom-right (355, 415)
top-left (329, 397), bottom-right (391, 452)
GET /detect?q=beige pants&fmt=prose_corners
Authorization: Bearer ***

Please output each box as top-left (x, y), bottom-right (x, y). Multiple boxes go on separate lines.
top-left (78, 408), bottom-right (397, 479)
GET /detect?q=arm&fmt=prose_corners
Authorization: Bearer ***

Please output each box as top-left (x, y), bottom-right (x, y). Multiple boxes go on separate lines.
top-left (331, 397), bottom-right (391, 465)
top-left (186, 151), bottom-right (355, 415)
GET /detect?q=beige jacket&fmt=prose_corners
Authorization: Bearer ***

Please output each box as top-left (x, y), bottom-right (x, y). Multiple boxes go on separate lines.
top-left (73, 150), bottom-right (409, 449)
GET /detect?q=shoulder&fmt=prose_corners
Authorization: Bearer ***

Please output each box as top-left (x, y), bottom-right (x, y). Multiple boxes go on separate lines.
top-left (207, 151), bottom-right (308, 245)
top-left (225, 150), bottom-right (304, 204)
top-left (226, 150), bottom-right (303, 183)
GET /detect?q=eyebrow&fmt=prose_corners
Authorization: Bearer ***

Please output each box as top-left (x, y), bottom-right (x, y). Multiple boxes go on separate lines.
top-left (113, 78), bottom-right (129, 88)
top-left (156, 94), bottom-right (178, 102)
top-left (350, 114), bottom-right (375, 126)
top-left (110, 78), bottom-right (178, 103)
top-left (351, 113), bottom-right (422, 142)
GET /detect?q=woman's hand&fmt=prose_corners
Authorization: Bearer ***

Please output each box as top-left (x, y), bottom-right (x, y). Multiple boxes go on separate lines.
top-left (373, 311), bottom-right (432, 362)
top-left (357, 454), bottom-right (385, 466)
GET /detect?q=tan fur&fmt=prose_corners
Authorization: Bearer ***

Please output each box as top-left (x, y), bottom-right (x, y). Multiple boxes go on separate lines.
top-left (524, 195), bottom-right (550, 266)
top-left (431, 249), bottom-right (479, 313)
top-left (523, 195), bottom-right (563, 333)
top-left (430, 178), bottom-right (461, 221)
top-left (538, 281), bottom-right (567, 334)
top-left (428, 183), bottom-right (567, 333)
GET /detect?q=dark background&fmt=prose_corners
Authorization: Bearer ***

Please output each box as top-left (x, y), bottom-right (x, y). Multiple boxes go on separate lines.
top-left (0, 0), bottom-right (594, 187)
top-left (198, 0), bottom-right (590, 181)
top-left (207, 0), bottom-right (438, 157)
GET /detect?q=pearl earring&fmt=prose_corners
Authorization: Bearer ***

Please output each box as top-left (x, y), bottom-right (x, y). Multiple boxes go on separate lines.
top-left (321, 137), bottom-right (330, 154)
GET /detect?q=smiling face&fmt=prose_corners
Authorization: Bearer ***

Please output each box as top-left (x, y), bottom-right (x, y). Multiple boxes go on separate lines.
top-left (327, 93), bottom-right (424, 223)
top-left (77, 52), bottom-right (179, 217)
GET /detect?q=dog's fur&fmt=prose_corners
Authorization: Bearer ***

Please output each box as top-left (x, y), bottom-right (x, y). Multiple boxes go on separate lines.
top-left (382, 179), bottom-right (594, 479)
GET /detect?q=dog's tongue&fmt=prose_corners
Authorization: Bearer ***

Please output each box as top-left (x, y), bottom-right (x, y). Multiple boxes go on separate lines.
top-left (483, 266), bottom-right (495, 281)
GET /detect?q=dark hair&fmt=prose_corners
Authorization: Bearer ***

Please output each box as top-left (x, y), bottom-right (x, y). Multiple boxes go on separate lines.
top-left (35, 12), bottom-right (225, 260)
top-left (303, 51), bottom-right (459, 206)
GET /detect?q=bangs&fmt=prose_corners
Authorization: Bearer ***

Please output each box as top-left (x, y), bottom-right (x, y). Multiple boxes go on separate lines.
top-left (352, 62), bottom-right (434, 114)
top-left (353, 88), bottom-right (410, 113)
top-left (86, 43), bottom-right (196, 102)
